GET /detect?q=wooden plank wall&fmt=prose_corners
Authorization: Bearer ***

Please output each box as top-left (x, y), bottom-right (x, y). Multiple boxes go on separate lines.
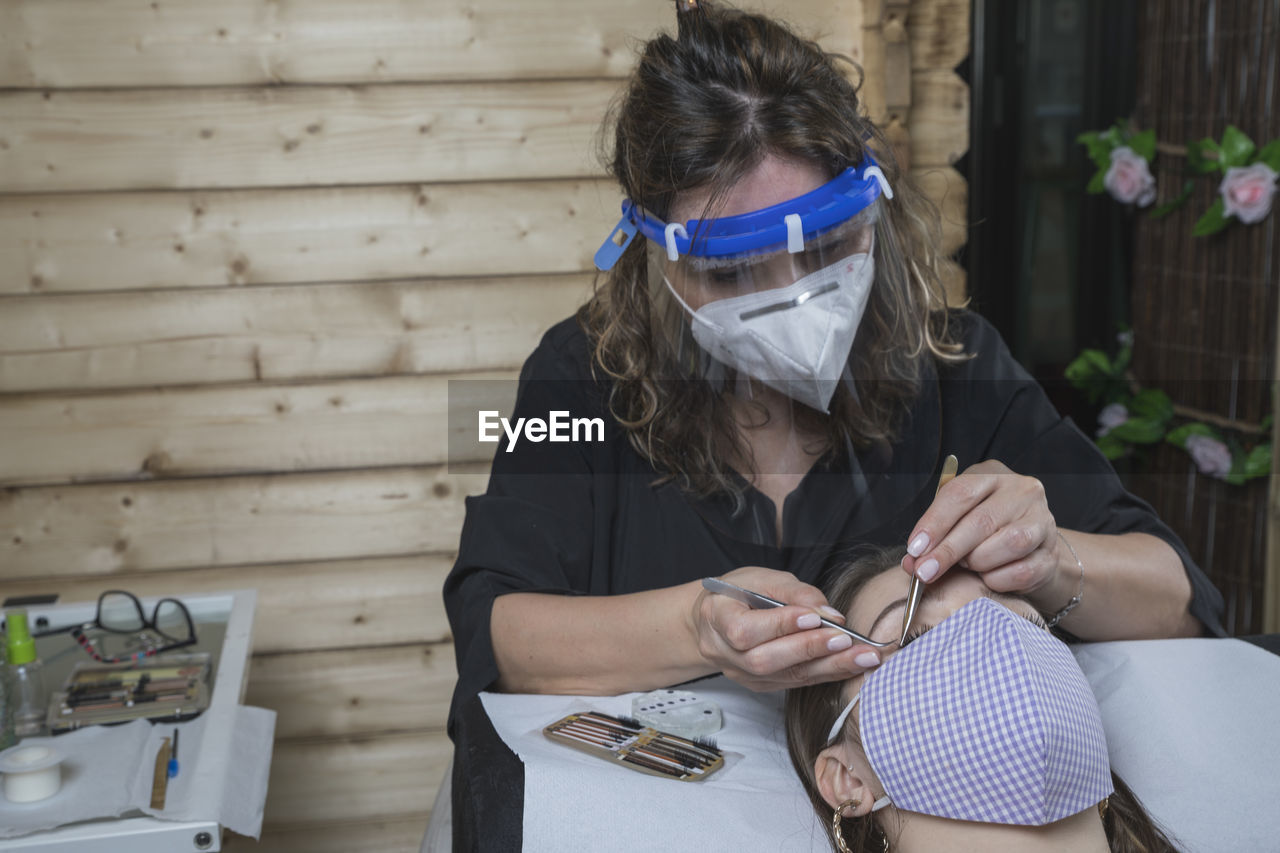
top-left (0, 1), bottom-right (968, 849)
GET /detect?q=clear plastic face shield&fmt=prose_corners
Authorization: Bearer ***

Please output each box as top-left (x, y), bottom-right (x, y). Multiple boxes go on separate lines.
top-left (593, 155), bottom-right (941, 547)
top-left (655, 208), bottom-right (878, 415)
top-left (596, 157), bottom-right (892, 415)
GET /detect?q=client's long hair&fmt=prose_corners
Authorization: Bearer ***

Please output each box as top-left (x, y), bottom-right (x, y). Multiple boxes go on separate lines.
top-left (784, 547), bottom-right (1182, 853)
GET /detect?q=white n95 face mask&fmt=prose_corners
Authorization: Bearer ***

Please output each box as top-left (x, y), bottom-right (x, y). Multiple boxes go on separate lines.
top-left (665, 252), bottom-right (874, 413)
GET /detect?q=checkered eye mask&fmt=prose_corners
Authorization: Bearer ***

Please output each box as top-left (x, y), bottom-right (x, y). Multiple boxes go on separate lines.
top-left (827, 597), bottom-right (1113, 825)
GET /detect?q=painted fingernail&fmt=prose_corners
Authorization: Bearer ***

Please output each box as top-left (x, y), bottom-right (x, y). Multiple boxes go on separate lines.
top-left (828, 634), bottom-right (853, 651)
top-left (907, 532), bottom-right (930, 557)
top-left (916, 557), bottom-right (939, 582)
top-left (797, 613), bottom-right (822, 629)
top-left (819, 606), bottom-right (844, 621)
top-left (854, 652), bottom-right (881, 668)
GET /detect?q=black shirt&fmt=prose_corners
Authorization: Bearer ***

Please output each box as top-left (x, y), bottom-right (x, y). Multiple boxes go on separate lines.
top-left (444, 310), bottom-right (1226, 734)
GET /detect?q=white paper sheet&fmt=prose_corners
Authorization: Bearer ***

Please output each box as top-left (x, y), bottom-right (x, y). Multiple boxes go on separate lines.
top-left (0, 719), bottom-right (150, 838)
top-left (0, 704), bottom-right (275, 841)
top-left (483, 639), bottom-right (1280, 852)
top-left (483, 678), bottom-right (828, 852)
top-left (131, 704), bottom-right (276, 839)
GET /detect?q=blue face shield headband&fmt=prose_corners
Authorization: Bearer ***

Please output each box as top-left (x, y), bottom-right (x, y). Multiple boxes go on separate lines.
top-left (593, 155), bottom-right (893, 271)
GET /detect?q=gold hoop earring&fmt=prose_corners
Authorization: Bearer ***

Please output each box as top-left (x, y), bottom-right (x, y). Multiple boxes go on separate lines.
top-left (832, 799), bottom-right (860, 853)
top-left (832, 799), bottom-right (891, 853)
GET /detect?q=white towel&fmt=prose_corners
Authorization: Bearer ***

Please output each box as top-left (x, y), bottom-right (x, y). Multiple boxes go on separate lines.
top-left (1074, 638), bottom-right (1280, 853)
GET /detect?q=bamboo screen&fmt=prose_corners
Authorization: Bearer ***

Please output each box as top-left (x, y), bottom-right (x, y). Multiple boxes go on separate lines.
top-left (1128, 0), bottom-right (1278, 635)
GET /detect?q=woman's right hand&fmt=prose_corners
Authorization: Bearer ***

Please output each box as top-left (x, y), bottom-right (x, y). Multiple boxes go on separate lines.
top-left (689, 566), bottom-right (884, 691)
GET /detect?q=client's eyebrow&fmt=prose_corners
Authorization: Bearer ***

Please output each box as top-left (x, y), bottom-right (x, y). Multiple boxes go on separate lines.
top-left (867, 598), bottom-right (906, 639)
top-left (867, 583), bottom-right (938, 639)
top-left (981, 585), bottom-right (1035, 609)
top-left (865, 584), bottom-right (1040, 640)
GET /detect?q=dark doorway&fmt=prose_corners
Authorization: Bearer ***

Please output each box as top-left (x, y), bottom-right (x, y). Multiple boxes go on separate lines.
top-left (965, 0), bottom-right (1139, 415)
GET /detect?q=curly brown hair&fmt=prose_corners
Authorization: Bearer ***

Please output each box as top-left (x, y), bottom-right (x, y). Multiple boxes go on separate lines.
top-left (577, 2), bottom-right (966, 505)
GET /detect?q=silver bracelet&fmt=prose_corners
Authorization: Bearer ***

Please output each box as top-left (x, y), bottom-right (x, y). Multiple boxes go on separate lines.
top-left (1045, 531), bottom-right (1084, 629)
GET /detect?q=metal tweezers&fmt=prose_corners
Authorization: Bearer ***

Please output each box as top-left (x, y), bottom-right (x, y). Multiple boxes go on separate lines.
top-left (700, 577), bottom-right (894, 648)
top-left (899, 454), bottom-right (959, 645)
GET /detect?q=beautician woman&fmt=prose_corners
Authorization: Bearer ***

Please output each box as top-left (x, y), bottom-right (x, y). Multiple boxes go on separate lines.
top-left (443, 1), bottom-right (1224, 733)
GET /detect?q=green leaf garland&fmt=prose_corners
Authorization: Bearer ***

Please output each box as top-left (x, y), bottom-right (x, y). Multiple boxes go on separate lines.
top-left (1068, 335), bottom-right (1272, 486)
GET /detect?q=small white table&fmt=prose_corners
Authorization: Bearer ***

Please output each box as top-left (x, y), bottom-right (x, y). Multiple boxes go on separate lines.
top-left (0, 590), bottom-right (259, 853)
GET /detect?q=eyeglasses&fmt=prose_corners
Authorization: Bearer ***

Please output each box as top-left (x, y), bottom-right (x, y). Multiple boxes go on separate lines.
top-left (41, 591), bottom-right (198, 664)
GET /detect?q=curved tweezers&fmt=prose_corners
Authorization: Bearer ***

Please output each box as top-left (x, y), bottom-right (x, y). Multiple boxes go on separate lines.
top-left (899, 454), bottom-right (959, 645)
top-left (701, 577), bottom-right (894, 649)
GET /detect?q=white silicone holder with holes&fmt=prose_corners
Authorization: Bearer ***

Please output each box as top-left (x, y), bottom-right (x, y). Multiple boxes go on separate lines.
top-left (631, 689), bottom-right (723, 738)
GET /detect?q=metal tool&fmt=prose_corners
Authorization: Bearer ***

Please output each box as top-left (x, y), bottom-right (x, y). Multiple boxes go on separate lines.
top-left (150, 736), bottom-right (172, 810)
top-left (701, 577), bottom-right (894, 648)
top-left (899, 454), bottom-right (959, 645)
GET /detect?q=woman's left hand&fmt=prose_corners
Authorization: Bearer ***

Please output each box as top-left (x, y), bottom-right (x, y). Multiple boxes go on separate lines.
top-left (901, 459), bottom-right (1059, 596)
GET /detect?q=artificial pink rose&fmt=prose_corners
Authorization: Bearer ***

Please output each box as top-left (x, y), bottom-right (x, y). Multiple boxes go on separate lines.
top-left (1185, 434), bottom-right (1233, 479)
top-left (1096, 403), bottom-right (1129, 436)
top-left (1219, 162), bottom-right (1279, 224)
top-left (1096, 403), bottom-right (1129, 437)
top-left (1104, 146), bottom-right (1157, 207)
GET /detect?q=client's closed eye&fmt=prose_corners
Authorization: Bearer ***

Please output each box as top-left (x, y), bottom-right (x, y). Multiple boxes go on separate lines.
top-left (902, 611), bottom-right (1047, 647)
top-left (900, 623), bottom-right (933, 647)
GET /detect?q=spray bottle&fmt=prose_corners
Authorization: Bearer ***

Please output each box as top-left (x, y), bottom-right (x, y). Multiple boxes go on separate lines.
top-left (0, 615), bottom-right (14, 750)
top-left (5, 610), bottom-right (46, 739)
